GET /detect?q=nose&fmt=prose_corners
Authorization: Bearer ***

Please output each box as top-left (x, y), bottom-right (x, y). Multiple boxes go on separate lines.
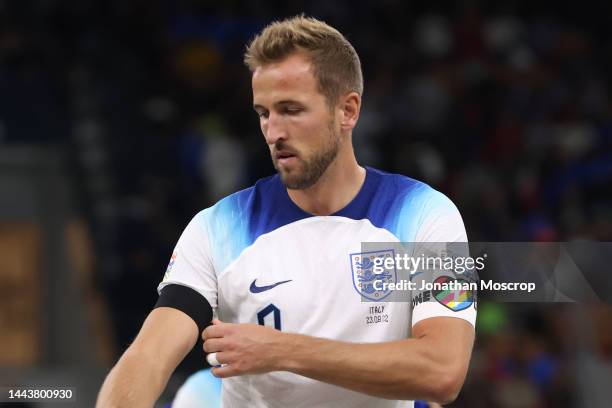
top-left (263, 111), bottom-right (287, 145)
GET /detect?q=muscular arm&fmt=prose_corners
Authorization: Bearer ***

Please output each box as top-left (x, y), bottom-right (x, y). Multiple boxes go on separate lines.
top-left (205, 317), bottom-right (474, 404)
top-left (96, 307), bottom-right (198, 408)
top-left (281, 317), bottom-right (474, 403)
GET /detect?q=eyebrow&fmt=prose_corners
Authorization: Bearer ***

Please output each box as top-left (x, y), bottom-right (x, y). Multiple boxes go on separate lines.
top-left (253, 100), bottom-right (304, 111)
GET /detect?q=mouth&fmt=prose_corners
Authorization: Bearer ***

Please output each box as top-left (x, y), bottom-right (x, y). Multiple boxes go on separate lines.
top-left (274, 151), bottom-right (298, 166)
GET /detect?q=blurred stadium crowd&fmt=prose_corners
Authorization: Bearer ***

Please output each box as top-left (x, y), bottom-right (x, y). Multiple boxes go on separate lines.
top-left (1, 1), bottom-right (611, 407)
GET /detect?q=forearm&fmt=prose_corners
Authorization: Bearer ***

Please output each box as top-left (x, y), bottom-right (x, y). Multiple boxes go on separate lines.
top-left (278, 333), bottom-right (466, 403)
top-left (96, 350), bottom-right (170, 408)
top-left (204, 318), bottom-right (473, 402)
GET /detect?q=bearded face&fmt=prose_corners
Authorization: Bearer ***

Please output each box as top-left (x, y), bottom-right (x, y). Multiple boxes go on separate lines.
top-left (272, 117), bottom-right (340, 189)
top-left (252, 53), bottom-right (344, 190)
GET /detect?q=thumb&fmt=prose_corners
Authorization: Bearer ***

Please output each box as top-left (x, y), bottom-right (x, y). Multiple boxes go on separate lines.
top-left (212, 318), bottom-right (223, 325)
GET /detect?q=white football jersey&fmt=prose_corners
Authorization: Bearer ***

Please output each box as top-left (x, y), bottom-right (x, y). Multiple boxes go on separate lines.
top-left (159, 167), bottom-right (476, 408)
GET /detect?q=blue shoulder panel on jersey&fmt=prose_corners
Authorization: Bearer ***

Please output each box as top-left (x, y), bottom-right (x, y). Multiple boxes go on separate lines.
top-left (200, 167), bottom-right (450, 272)
top-left (334, 167), bottom-right (444, 242)
top-left (200, 175), bottom-right (311, 272)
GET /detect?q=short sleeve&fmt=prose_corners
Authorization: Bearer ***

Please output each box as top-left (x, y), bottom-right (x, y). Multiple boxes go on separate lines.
top-left (411, 190), bottom-right (476, 327)
top-left (414, 190), bottom-right (468, 243)
top-left (158, 211), bottom-right (218, 309)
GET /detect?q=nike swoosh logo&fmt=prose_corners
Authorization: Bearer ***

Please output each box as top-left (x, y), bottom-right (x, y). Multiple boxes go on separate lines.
top-left (249, 279), bottom-right (292, 293)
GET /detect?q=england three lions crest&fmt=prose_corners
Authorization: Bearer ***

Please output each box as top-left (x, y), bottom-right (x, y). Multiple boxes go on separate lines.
top-left (350, 249), bottom-right (397, 301)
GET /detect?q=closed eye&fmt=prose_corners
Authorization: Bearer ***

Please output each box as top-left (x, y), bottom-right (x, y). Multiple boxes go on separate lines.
top-left (282, 107), bottom-right (302, 115)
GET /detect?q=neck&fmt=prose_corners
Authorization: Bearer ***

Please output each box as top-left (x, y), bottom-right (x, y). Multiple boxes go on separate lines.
top-left (287, 144), bottom-right (365, 216)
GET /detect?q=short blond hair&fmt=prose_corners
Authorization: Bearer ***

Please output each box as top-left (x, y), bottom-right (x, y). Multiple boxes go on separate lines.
top-left (244, 15), bottom-right (363, 106)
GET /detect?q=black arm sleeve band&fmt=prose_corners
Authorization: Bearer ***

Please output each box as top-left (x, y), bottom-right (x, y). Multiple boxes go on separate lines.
top-left (154, 284), bottom-right (213, 334)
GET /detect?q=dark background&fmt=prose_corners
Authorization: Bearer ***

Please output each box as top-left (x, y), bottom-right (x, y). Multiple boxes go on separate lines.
top-left (1, 0), bottom-right (611, 406)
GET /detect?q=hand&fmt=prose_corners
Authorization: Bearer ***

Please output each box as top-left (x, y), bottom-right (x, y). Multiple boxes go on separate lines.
top-left (202, 319), bottom-right (287, 378)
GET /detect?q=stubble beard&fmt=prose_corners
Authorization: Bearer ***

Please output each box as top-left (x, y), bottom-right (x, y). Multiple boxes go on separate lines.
top-left (274, 120), bottom-right (340, 190)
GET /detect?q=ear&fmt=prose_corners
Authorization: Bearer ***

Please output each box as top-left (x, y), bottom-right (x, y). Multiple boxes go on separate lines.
top-left (339, 92), bottom-right (361, 132)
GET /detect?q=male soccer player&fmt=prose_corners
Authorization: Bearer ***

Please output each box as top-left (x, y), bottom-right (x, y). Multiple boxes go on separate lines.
top-left (97, 16), bottom-right (476, 408)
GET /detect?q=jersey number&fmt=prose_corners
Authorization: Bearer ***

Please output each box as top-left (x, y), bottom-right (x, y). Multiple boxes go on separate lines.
top-left (257, 304), bottom-right (281, 330)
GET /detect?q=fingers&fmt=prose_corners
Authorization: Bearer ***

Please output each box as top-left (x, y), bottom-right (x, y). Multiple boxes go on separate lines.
top-left (203, 338), bottom-right (224, 353)
top-left (202, 322), bottom-right (227, 340)
top-left (202, 320), bottom-right (231, 355)
top-left (206, 352), bottom-right (220, 366)
top-left (211, 363), bottom-right (239, 378)
top-left (215, 351), bottom-right (230, 365)
top-left (207, 351), bottom-right (231, 368)
top-left (201, 321), bottom-right (263, 378)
